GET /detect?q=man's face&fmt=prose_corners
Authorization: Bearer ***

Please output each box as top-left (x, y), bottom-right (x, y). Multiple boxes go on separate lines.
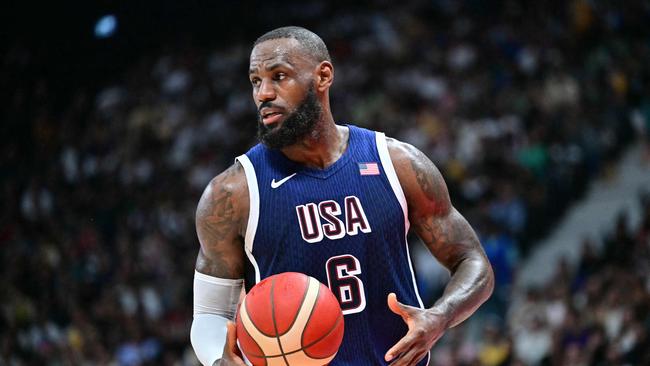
top-left (256, 82), bottom-right (321, 149)
top-left (249, 38), bottom-right (321, 148)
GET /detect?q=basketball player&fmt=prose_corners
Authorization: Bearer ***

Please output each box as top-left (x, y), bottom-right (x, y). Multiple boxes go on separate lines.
top-left (190, 26), bottom-right (494, 366)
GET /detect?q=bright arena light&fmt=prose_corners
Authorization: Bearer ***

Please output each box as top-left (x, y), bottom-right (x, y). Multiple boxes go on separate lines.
top-left (94, 14), bottom-right (117, 39)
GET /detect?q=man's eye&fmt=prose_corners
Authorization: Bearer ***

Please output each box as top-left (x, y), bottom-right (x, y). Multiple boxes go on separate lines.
top-left (251, 78), bottom-right (261, 86)
top-left (274, 72), bottom-right (286, 81)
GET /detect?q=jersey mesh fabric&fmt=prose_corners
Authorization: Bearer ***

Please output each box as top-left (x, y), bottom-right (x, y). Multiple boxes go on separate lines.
top-left (240, 125), bottom-right (428, 366)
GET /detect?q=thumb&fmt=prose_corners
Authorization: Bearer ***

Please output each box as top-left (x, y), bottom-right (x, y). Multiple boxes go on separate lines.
top-left (387, 292), bottom-right (411, 320)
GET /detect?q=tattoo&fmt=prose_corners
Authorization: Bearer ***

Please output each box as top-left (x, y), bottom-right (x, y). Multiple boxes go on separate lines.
top-left (391, 140), bottom-right (493, 326)
top-left (195, 245), bottom-right (242, 278)
top-left (415, 210), bottom-right (475, 271)
top-left (201, 186), bottom-right (235, 240)
top-left (407, 150), bottom-right (474, 269)
top-left (410, 152), bottom-right (435, 200)
top-left (195, 163), bottom-right (245, 278)
top-left (408, 148), bottom-right (449, 206)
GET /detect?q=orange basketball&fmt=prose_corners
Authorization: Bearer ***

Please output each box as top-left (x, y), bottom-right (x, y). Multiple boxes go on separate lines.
top-left (236, 272), bottom-right (345, 366)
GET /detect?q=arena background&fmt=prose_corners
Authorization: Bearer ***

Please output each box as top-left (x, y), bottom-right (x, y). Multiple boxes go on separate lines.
top-left (2, 1), bottom-right (649, 365)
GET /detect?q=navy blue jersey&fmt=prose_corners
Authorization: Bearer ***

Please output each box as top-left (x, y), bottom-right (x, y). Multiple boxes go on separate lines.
top-left (236, 125), bottom-right (429, 366)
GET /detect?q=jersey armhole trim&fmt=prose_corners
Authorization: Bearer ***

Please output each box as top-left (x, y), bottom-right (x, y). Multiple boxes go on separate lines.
top-left (375, 132), bottom-right (409, 230)
top-left (234, 154), bottom-right (261, 284)
top-left (375, 132), bottom-right (426, 311)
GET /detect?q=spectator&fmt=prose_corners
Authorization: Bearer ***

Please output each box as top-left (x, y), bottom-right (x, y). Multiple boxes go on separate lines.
top-left (2, 0), bottom-right (649, 364)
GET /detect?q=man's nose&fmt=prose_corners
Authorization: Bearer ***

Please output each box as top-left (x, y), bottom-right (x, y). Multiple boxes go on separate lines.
top-left (256, 79), bottom-right (276, 102)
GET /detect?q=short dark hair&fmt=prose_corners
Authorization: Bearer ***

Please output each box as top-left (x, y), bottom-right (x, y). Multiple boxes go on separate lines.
top-left (254, 26), bottom-right (331, 63)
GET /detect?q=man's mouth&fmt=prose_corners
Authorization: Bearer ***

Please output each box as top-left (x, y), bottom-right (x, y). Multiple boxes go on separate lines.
top-left (262, 112), bottom-right (283, 125)
top-left (260, 108), bottom-right (284, 125)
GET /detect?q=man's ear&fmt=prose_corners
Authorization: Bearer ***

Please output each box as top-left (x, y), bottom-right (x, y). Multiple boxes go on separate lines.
top-left (316, 61), bottom-right (334, 91)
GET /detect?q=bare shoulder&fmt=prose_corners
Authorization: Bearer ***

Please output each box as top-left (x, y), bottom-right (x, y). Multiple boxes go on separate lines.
top-left (385, 137), bottom-right (451, 218)
top-left (196, 161), bottom-right (249, 230)
top-left (195, 161), bottom-right (249, 279)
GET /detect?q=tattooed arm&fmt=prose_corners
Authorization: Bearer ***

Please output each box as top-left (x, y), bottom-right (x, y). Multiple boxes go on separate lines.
top-left (383, 138), bottom-right (494, 366)
top-left (193, 162), bottom-right (249, 366)
top-left (195, 162), bottom-right (248, 279)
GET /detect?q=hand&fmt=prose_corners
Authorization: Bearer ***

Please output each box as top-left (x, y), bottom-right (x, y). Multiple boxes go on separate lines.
top-left (385, 293), bottom-right (447, 366)
top-left (213, 322), bottom-right (247, 366)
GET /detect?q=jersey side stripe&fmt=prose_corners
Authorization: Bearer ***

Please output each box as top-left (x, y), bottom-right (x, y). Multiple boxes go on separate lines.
top-left (375, 133), bottom-right (409, 229)
top-left (235, 154), bottom-right (261, 284)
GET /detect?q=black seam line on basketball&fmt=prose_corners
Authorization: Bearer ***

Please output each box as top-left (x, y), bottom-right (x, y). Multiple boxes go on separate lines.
top-left (276, 274), bottom-right (312, 337)
top-left (271, 276), bottom-right (290, 366)
top-left (300, 312), bottom-right (343, 359)
top-left (240, 314), bottom-right (268, 366)
top-left (245, 289), bottom-right (277, 338)
top-left (244, 311), bottom-right (344, 360)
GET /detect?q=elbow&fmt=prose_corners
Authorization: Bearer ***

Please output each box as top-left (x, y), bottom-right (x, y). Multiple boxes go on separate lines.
top-left (454, 254), bottom-right (495, 304)
top-left (452, 254), bottom-right (495, 301)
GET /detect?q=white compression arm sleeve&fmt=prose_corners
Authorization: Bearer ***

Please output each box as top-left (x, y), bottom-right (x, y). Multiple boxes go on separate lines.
top-left (191, 270), bottom-right (243, 366)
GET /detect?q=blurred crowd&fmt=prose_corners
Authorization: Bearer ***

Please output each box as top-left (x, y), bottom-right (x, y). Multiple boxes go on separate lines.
top-left (2, 0), bottom-right (649, 365)
top-left (430, 193), bottom-right (650, 366)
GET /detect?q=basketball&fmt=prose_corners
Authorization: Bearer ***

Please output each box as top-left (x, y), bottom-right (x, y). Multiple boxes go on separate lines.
top-left (236, 272), bottom-right (345, 366)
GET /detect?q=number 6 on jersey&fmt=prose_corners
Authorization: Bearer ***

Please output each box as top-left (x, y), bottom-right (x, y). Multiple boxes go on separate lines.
top-left (325, 254), bottom-right (366, 315)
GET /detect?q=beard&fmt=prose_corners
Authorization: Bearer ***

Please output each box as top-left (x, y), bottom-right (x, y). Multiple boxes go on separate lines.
top-left (257, 84), bottom-right (321, 149)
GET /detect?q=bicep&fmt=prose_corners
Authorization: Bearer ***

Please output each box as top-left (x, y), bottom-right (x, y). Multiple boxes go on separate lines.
top-left (195, 165), bottom-right (247, 279)
top-left (412, 208), bottom-right (483, 271)
top-left (388, 139), bottom-right (485, 271)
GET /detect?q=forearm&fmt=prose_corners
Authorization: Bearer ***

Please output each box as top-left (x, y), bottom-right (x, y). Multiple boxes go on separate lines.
top-left (413, 207), bottom-right (494, 328)
top-left (430, 255), bottom-right (494, 328)
top-left (191, 270), bottom-right (244, 365)
top-left (191, 314), bottom-right (229, 366)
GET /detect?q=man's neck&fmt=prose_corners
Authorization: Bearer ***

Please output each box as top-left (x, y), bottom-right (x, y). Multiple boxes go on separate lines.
top-left (280, 117), bottom-right (349, 170)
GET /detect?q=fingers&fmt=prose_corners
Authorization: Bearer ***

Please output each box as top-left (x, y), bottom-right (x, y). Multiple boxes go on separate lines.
top-left (388, 349), bottom-right (428, 366)
top-left (224, 321), bottom-right (246, 364)
top-left (225, 321), bottom-right (237, 350)
top-left (386, 332), bottom-right (432, 366)
top-left (385, 332), bottom-right (414, 362)
top-left (386, 293), bottom-right (438, 365)
top-left (386, 293), bottom-right (418, 362)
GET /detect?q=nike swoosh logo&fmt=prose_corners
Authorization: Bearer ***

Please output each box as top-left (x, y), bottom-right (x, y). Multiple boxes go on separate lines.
top-left (271, 173), bottom-right (297, 189)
